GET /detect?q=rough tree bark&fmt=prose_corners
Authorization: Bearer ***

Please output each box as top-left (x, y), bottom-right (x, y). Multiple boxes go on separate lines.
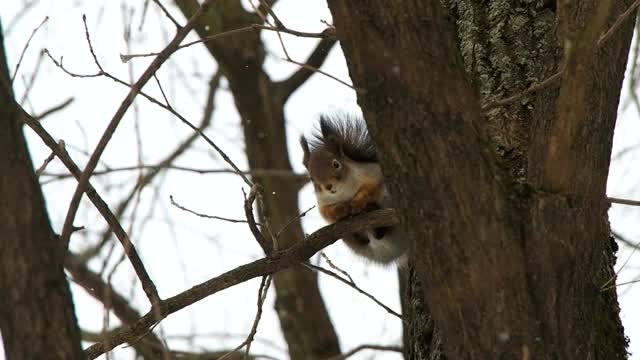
top-left (0, 22), bottom-right (84, 360)
top-left (175, 1), bottom-right (341, 359)
top-left (329, 0), bottom-right (633, 359)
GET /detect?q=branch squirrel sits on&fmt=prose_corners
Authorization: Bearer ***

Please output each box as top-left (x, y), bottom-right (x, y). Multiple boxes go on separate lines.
top-left (300, 114), bottom-right (407, 264)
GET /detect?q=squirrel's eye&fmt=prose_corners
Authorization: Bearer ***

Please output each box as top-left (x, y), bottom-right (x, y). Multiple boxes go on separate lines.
top-left (332, 160), bottom-right (341, 169)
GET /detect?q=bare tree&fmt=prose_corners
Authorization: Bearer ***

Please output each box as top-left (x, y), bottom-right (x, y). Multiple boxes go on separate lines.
top-left (1, 1), bottom-right (639, 359)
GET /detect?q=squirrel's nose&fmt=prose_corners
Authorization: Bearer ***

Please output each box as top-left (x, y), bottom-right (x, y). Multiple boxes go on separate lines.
top-left (325, 184), bottom-right (333, 191)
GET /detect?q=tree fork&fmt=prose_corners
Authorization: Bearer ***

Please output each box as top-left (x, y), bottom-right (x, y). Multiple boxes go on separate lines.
top-left (328, 0), bottom-right (633, 358)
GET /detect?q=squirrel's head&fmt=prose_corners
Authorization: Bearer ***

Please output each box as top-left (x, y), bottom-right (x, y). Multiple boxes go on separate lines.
top-left (300, 135), bottom-right (349, 195)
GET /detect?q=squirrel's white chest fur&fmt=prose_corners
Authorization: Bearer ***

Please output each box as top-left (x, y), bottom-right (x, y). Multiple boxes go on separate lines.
top-left (314, 160), bottom-right (384, 206)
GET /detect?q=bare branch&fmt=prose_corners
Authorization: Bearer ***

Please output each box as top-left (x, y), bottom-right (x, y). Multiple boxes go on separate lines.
top-left (33, 97), bottom-right (74, 121)
top-left (83, 209), bottom-right (399, 359)
top-left (18, 105), bottom-right (162, 312)
top-left (170, 195), bottom-right (257, 225)
top-left (285, 57), bottom-right (362, 93)
top-left (323, 344), bottom-right (403, 360)
top-left (66, 253), bottom-right (169, 358)
top-left (599, 0), bottom-right (640, 44)
top-left (42, 165), bottom-right (307, 182)
top-left (607, 196), bottom-right (640, 207)
top-left (612, 230), bottom-right (640, 251)
top-left (319, 252), bottom-right (354, 284)
top-left (11, 16), bottom-right (48, 84)
top-left (58, 0), bottom-right (224, 269)
top-left (4, 1), bottom-right (38, 36)
top-left (275, 205), bottom-right (315, 240)
top-left (244, 184), bottom-right (272, 254)
top-left (275, 37), bottom-right (337, 102)
top-left (218, 275), bottom-right (272, 360)
top-left (303, 262), bottom-right (404, 321)
top-left (120, 24), bottom-right (331, 62)
top-left (153, 0), bottom-right (182, 29)
top-left (35, 139), bottom-right (63, 177)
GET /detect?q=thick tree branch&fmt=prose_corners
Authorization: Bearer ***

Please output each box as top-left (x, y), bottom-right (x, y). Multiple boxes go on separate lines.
top-left (543, 0), bottom-right (615, 192)
top-left (83, 209), bottom-right (398, 359)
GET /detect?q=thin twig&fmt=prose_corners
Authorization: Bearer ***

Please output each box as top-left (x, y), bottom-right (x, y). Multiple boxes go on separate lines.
top-left (287, 57), bottom-right (361, 92)
top-left (153, 73), bottom-right (171, 107)
top-left (607, 196), bottom-right (640, 207)
top-left (245, 275), bottom-right (271, 357)
top-left (275, 37), bottom-right (337, 101)
top-left (152, 0), bottom-right (182, 29)
top-left (275, 205), bottom-right (315, 240)
top-left (612, 230), bottom-right (640, 250)
top-left (244, 184), bottom-right (271, 254)
top-left (42, 165), bottom-right (306, 181)
top-left (43, 49), bottom-right (102, 78)
top-left (120, 24), bottom-right (331, 62)
top-left (322, 344), bottom-right (403, 360)
top-left (602, 229), bottom-right (640, 291)
top-left (35, 140), bottom-right (63, 177)
top-left (120, 26), bottom-right (255, 62)
top-left (11, 16), bottom-right (48, 84)
top-left (218, 275), bottom-right (272, 360)
top-left (4, 1), bottom-right (37, 36)
top-left (18, 48), bottom-right (45, 107)
top-left (319, 252), bottom-right (354, 285)
top-left (67, 253), bottom-right (169, 357)
top-left (259, 0), bottom-right (284, 28)
top-left (82, 15), bottom-right (104, 73)
top-left (33, 97), bottom-right (74, 121)
top-left (599, 0), bottom-right (640, 45)
top-left (303, 262), bottom-right (404, 321)
top-left (170, 195), bottom-right (258, 225)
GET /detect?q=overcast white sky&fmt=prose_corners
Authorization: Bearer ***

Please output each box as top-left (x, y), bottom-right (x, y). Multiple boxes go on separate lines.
top-left (1, 1), bottom-right (639, 359)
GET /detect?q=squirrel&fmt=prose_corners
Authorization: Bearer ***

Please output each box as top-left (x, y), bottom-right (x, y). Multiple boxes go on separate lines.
top-left (300, 114), bottom-right (407, 264)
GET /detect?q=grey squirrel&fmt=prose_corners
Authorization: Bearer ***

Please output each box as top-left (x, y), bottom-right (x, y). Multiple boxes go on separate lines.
top-left (300, 114), bottom-right (407, 264)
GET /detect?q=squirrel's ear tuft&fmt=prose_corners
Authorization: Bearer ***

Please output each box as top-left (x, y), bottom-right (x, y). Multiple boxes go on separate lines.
top-left (300, 136), bottom-right (310, 168)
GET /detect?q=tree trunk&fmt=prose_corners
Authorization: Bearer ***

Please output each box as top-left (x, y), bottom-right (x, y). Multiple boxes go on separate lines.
top-left (0, 22), bottom-right (84, 360)
top-left (174, 1), bottom-right (341, 359)
top-left (328, 0), bottom-right (632, 358)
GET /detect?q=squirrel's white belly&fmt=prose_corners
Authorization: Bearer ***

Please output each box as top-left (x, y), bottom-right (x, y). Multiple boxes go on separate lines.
top-left (314, 186), bottom-right (358, 205)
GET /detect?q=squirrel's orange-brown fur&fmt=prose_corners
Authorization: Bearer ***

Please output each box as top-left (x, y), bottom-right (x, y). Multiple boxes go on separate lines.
top-left (318, 180), bottom-right (383, 223)
top-left (349, 180), bottom-right (384, 215)
top-left (300, 114), bottom-right (407, 265)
